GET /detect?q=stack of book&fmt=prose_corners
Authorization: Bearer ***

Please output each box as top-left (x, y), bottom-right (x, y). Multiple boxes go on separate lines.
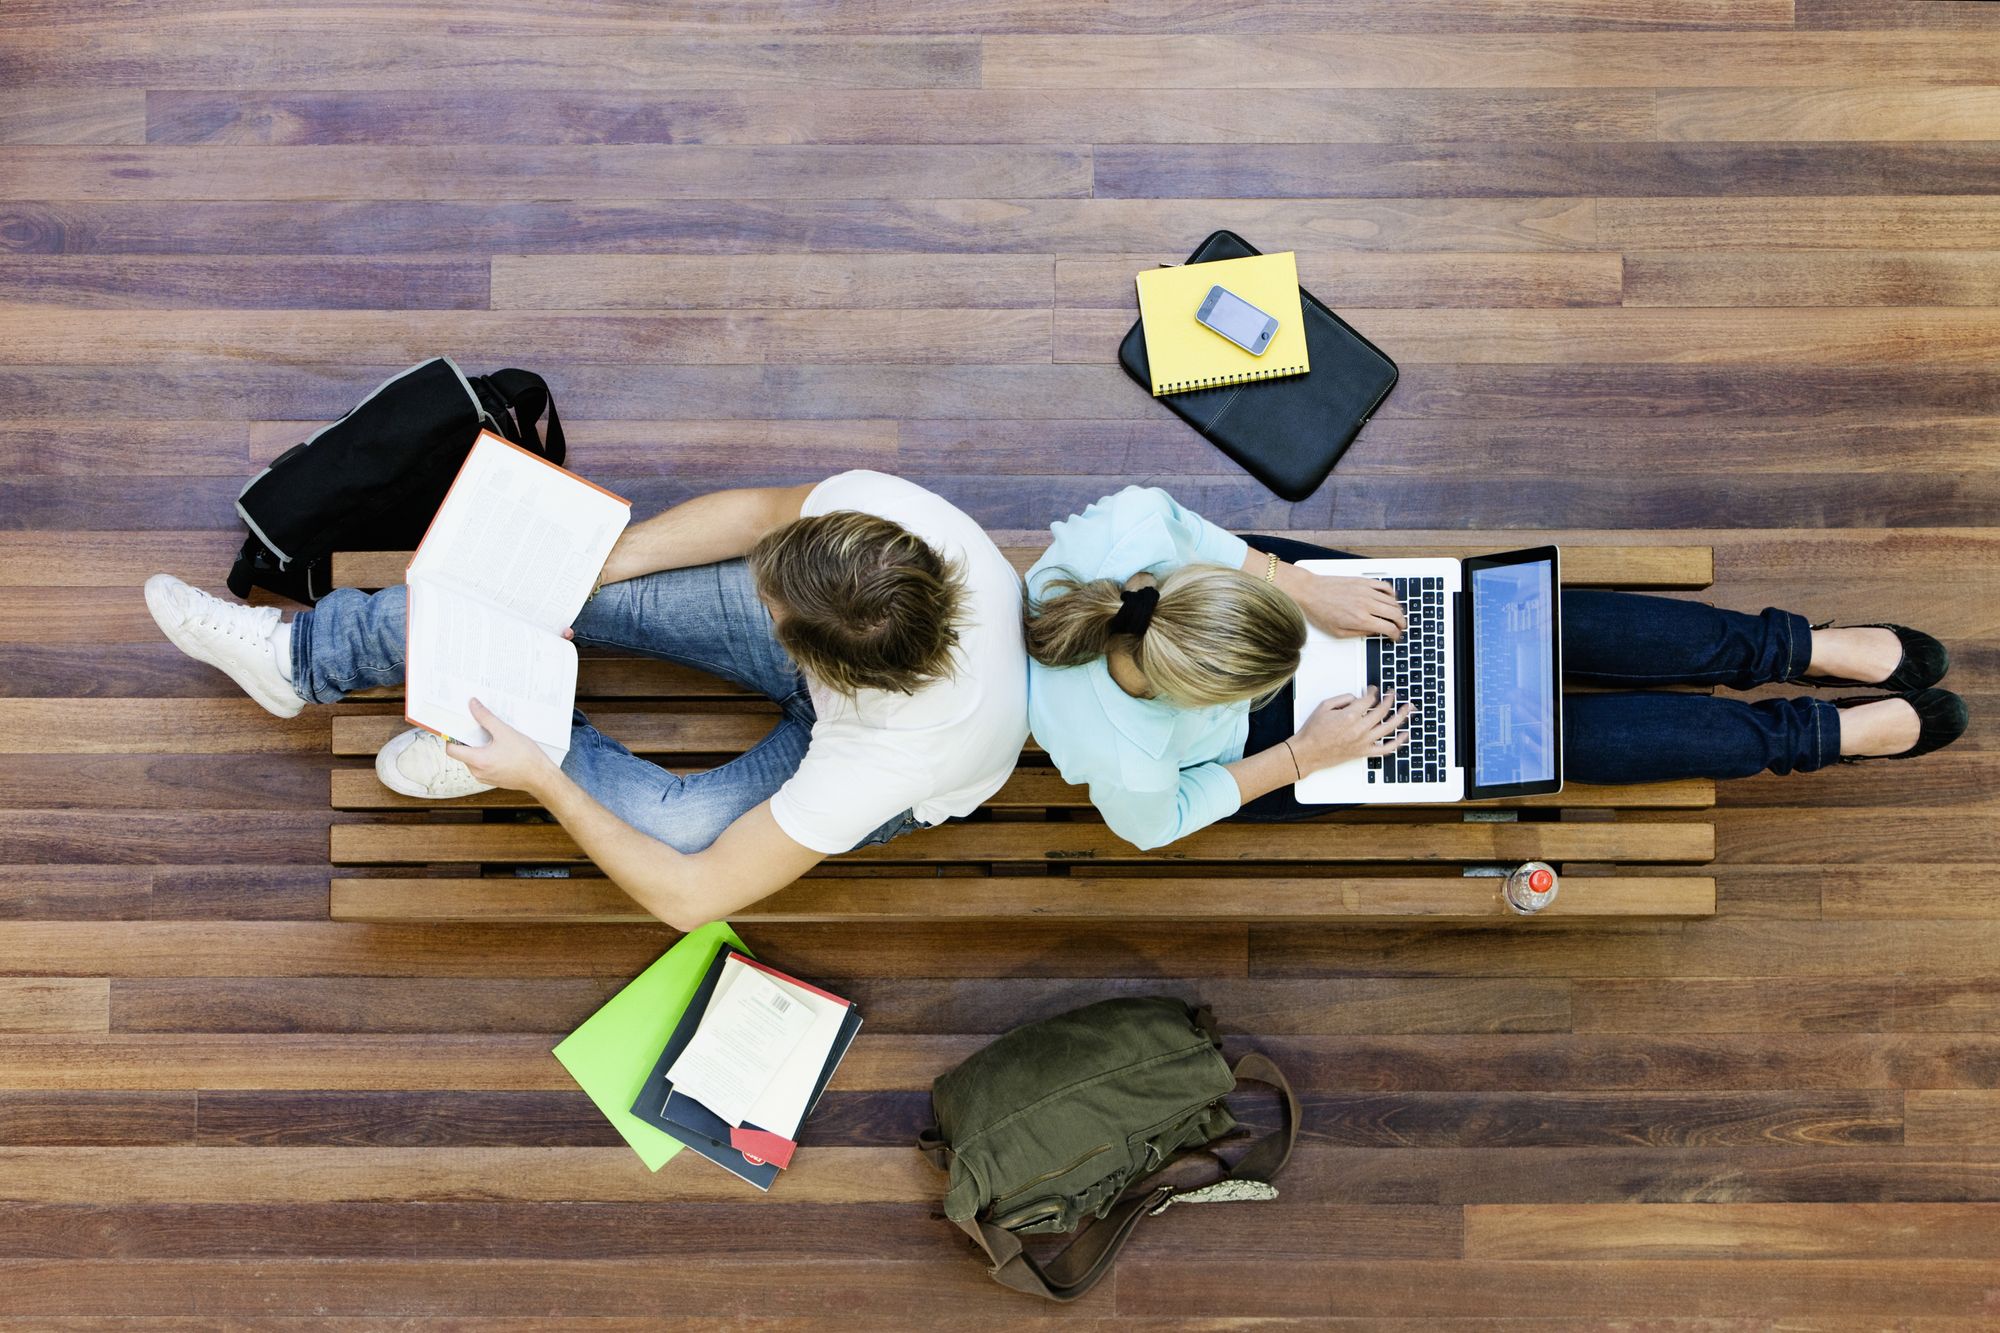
top-left (552, 924), bottom-right (861, 1188)
top-left (629, 948), bottom-right (862, 1189)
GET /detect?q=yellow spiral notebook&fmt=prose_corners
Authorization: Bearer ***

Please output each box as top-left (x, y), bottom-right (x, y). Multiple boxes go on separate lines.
top-left (1134, 251), bottom-right (1310, 396)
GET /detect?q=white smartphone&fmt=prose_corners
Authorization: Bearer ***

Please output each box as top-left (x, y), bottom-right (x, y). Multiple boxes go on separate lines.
top-left (1195, 284), bottom-right (1279, 355)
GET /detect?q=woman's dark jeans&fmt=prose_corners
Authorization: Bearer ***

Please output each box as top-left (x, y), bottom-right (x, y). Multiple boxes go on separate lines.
top-left (1232, 534), bottom-right (1840, 821)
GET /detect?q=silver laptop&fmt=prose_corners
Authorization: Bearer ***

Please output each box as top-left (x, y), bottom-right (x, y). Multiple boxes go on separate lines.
top-left (1292, 547), bottom-right (1564, 805)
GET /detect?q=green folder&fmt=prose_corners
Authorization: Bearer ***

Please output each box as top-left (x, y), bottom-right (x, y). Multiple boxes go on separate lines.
top-left (552, 920), bottom-right (748, 1171)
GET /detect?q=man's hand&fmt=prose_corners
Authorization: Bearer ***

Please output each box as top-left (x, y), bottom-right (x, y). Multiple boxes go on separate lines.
top-left (1283, 570), bottom-right (1406, 641)
top-left (446, 698), bottom-right (562, 795)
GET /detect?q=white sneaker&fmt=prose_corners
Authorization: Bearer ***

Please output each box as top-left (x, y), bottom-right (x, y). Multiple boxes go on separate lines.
top-left (144, 573), bottom-right (305, 718)
top-left (375, 727), bottom-right (494, 799)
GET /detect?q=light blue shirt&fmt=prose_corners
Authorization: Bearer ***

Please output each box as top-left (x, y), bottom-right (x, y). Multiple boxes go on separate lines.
top-left (1025, 487), bottom-right (1254, 850)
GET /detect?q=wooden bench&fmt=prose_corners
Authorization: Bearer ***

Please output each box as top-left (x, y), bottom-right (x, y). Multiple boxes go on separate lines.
top-left (327, 535), bottom-right (1718, 924)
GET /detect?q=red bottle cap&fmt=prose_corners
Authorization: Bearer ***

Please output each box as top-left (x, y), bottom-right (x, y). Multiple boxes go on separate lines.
top-left (1529, 869), bottom-right (1554, 893)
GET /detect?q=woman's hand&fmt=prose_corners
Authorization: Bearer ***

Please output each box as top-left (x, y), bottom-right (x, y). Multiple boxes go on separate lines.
top-left (446, 698), bottom-right (562, 795)
top-left (1290, 687), bottom-right (1412, 774)
top-left (1282, 568), bottom-right (1406, 641)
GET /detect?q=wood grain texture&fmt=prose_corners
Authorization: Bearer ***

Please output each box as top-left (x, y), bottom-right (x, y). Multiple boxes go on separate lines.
top-left (1597, 196), bottom-right (2000, 249)
top-left (0, 1146), bottom-right (940, 1204)
top-left (1571, 977), bottom-right (2000, 1034)
top-left (0, 146), bottom-right (1092, 201)
top-left (1655, 85), bottom-right (2000, 141)
top-left (1112, 1259), bottom-right (2000, 1320)
top-left (0, 921), bottom-right (1248, 979)
top-left (0, 257), bottom-right (488, 309)
top-left (0, 89), bottom-right (145, 145)
top-left (3, 0), bottom-right (1801, 33)
top-left (0, 979), bottom-right (109, 1033)
top-left (490, 254), bottom-right (1054, 310)
top-left (0, 197), bottom-right (1600, 257)
top-left (981, 32), bottom-right (2000, 88)
top-left (150, 88), bottom-right (1661, 147)
top-left (1622, 251), bottom-right (2000, 306)
top-left (0, 33), bottom-right (984, 90)
top-left (0, 1093), bottom-right (194, 1146)
top-left (1090, 141), bottom-right (2000, 198)
top-left (1464, 1201), bottom-right (2000, 1260)
top-left (1905, 1091), bottom-right (2000, 1147)
top-left (0, 309), bottom-right (1057, 365)
top-left (3, 0), bottom-right (1996, 1321)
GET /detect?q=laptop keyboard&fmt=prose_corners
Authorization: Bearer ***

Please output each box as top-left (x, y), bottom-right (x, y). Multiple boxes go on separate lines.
top-left (1365, 576), bottom-right (1449, 785)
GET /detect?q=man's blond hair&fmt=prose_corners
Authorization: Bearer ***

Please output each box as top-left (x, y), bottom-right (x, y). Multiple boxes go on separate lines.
top-left (748, 510), bottom-right (965, 696)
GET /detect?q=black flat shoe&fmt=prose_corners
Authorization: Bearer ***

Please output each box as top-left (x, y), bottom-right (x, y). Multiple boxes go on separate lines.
top-left (1835, 688), bottom-right (1969, 763)
top-left (1800, 623), bottom-right (1949, 692)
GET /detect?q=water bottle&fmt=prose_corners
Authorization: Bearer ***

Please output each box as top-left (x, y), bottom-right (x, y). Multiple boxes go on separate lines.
top-left (1502, 861), bottom-right (1559, 915)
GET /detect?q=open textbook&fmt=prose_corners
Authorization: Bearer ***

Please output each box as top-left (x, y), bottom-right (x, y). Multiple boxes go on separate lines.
top-left (405, 431), bottom-right (630, 763)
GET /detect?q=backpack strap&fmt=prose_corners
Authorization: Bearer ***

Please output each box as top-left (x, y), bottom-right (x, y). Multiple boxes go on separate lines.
top-left (947, 1051), bottom-right (1298, 1303)
top-left (226, 535), bottom-right (262, 600)
top-left (481, 368), bottom-right (566, 464)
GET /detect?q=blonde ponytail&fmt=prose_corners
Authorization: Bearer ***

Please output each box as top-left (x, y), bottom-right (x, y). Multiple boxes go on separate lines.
top-left (1025, 562), bottom-right (1305, 709)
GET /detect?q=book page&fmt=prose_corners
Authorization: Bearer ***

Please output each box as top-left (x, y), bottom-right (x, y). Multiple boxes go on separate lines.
top-left (739, 973), bottom-right (848, 1139)
top-left (410, 433), bottom-right (631, 634)
top-left (406, 577), bottom-right (579, 763)
top-left (664, 959), bottom-right (818, 1128)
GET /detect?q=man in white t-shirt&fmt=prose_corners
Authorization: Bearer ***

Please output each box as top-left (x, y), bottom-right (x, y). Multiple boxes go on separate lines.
top-left (143, 472), bottom-right (1028, 929)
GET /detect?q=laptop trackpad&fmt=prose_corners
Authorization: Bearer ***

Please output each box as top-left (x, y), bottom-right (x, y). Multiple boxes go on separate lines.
top-left (1291, 629), bottom-right (1368, 803)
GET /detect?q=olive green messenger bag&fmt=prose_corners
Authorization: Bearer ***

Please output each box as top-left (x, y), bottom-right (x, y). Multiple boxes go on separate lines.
top-left (917, 996), bottom-right (1299, 1301)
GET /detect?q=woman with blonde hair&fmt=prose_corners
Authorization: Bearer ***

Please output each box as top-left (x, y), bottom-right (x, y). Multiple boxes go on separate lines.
top-left (1025, 487), bottom-right (1964, 851)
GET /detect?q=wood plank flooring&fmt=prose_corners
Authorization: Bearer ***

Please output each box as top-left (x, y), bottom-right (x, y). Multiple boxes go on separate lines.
top-left (2, 0), bottom-right (1998, 1322)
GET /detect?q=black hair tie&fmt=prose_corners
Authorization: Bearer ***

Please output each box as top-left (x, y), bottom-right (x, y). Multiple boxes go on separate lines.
top-left (1108, 585), bottom-right (1160, 638)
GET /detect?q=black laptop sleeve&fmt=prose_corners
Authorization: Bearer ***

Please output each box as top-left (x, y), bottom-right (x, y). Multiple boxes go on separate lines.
top-left (1118, 230), bottom-right (1398, 502)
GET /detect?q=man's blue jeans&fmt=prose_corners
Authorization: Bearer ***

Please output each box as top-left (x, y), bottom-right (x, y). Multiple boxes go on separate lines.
top-left (290, 562), bottom-right (921, 853)
top-left (1235, 535), bottom-right (1841, 820)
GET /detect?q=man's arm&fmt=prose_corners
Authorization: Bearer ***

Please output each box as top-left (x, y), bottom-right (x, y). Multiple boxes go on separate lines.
top-left (597, 483), bottom-right (818, 587)
top-left (448, 700), bottom-right (824, 931)
top-left (538, 775), bottom-right (823, 932)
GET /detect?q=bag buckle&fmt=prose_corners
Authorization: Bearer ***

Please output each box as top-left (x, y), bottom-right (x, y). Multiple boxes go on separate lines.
top-left (1148, 1179), bottom-right (1279, 1215)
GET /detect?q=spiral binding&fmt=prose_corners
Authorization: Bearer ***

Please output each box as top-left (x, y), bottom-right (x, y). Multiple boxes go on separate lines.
top-left (1156, 363), bottom-right (1307, 395)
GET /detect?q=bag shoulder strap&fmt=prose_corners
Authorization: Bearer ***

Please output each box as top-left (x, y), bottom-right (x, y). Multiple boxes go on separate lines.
top-left (947, 1051), bottom-right (1298, 1303)
top-left (480, 368), bottom-right (565, 463)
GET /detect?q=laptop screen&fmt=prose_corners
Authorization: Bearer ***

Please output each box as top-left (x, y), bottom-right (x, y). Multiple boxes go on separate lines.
top-left (1468, 557), bottom-right (1558, 788)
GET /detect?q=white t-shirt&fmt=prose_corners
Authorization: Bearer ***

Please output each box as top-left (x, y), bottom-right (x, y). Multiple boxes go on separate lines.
top-left (767, 472), bottom-right (1028, 855)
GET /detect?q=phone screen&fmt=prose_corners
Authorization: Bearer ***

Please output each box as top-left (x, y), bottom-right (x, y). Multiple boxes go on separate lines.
top-left (1200, 286), bottom-right (1274, 352)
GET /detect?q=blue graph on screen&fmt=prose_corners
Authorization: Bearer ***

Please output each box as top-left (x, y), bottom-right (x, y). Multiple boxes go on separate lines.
top-left (1471, 562), bottom-right (1556, 786)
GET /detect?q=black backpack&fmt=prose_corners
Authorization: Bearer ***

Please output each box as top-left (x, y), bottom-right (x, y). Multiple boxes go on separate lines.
top-left (226, 357), bottom-right (565, 604)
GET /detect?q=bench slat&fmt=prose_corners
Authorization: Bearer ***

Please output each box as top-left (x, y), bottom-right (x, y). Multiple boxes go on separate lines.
top-left (352, 658), bottom-right (743, 701)
top-left (331, 874), bottom-right (1716, 923)
top-left (329, 820), bottom-right (1715, 867)
top-left (333, 540), bottom-right (1712, 591)
top-left (333, 712), bottom-right (770, 757)
top-left (328, 767), bottom-right (1715, 812)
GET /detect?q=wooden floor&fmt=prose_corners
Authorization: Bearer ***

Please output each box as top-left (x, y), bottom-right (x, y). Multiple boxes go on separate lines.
top-left (3, 0), bottom-right (1999, 1323)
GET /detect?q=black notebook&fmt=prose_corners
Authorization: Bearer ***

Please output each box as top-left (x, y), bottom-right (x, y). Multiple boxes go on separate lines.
top-left (1119, 230), bottom-right (1398, 502)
